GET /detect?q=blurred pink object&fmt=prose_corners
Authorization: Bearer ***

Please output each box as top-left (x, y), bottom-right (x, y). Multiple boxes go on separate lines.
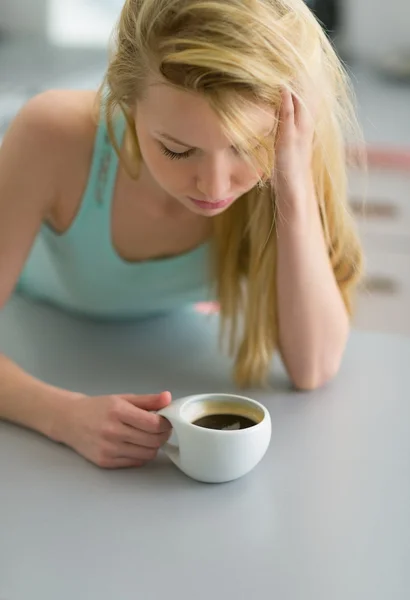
top-left (348, 146), bottom-right (410, 171)
top-left (195, 302), bottom-right (220, 314)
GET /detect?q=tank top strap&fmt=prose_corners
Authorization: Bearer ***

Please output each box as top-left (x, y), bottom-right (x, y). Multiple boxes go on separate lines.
top-left (59, 109), bottom-right (127, 249)
top-left (86, 112), bottom-right (126, 210)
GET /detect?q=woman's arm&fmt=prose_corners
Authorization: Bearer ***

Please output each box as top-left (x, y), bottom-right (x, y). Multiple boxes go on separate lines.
top-left (0, 94), bottom-right (83, 436)
top-left (276, 177), bottom-right (349, 390)
top-left (0, 353), bottom-right (81, 440)
top-left (274, 90), bottom-right (349, 390)
top-left (0, 94), bottom-right (171, 467)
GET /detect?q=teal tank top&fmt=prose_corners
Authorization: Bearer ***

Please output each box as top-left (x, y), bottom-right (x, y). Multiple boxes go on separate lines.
top-left (17, 115), bottom-right (213, 319)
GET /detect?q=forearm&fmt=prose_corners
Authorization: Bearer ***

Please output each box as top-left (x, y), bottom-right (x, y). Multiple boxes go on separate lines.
top-left (276, 183), bottom-right (349, 390)
top-left (0, 353), bottom-right (82, 441)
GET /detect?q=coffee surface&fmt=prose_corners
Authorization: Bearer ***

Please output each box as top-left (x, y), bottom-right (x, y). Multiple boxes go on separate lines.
top-left (192, 413), bottom-right (257, 431)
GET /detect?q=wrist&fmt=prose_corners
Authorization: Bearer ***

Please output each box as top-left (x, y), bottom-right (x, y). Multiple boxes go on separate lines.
top-left (276, 168), bottom-right (314, 199)
top-left (49, 388), bottom-right (85, 445)
top-left (275, 174), bottom-right (317, 225)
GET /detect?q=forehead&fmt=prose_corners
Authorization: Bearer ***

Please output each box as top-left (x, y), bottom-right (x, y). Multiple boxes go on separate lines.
top-left (138, 80), bottom-right (275, 148)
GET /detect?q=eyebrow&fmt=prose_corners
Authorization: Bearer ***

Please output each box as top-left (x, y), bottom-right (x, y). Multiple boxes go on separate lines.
top-left (155, 126), bottom-right (275, 150)
top-left (155, 132), bottom-right (195, 148)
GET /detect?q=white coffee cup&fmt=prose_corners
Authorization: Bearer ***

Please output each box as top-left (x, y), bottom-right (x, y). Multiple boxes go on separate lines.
top-left (157, 393), bottom-right (271, 483)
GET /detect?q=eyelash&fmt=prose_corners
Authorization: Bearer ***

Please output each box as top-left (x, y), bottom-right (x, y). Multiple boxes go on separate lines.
top-left (160, 143), bottom-right (262, 161)
top-left (160, 145), bottom-right (194, 160)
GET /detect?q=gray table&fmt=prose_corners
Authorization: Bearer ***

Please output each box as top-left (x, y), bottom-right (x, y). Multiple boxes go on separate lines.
top-left (1, 295), bottom-right (409, 600)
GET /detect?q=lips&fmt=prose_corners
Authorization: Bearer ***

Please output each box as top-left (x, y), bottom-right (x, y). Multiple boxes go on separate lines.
top-left (188, 197), bottom-right (234, 210)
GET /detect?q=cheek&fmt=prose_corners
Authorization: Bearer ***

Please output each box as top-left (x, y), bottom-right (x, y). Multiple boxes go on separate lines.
top-left (140, 140), bottom-right (176, 180)
top-left (142, 144), bottom-right (192, 191)
top-left (238, 162), bottom-right (263, 186)
top-left (156, 156), bottom-right (188, 184)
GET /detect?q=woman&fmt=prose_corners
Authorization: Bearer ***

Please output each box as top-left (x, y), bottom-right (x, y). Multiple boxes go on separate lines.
top-left (0, 0), bottom-right (363, 468)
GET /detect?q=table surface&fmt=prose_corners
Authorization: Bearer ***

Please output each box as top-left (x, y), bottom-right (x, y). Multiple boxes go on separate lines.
top-left (1, 295), bottom-right (410, 600)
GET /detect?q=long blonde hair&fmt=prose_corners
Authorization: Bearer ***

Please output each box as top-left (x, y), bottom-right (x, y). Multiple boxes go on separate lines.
top-left (101, 0), bottom-right (363, 387)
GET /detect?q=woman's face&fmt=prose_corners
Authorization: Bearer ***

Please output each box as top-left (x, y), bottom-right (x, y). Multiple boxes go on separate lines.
top-left (135, 80), bottom-right (276, 216)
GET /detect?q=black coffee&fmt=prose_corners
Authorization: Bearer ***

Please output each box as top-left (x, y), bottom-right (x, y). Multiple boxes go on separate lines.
top-left (192, 413), bottom-right (257, 431)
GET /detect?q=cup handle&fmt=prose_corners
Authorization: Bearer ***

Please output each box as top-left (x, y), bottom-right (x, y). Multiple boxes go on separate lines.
top-left (162, 440), bottom-right (181, 467)
top-left (157, 404), bottom-right (182, 468)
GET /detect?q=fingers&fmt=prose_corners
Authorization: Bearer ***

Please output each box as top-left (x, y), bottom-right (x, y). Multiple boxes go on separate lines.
top-left (100, 457), bottom-right (146, 470)
top-left (292, 94), bottom-right (312, 133)
top-left (279, 88), bottom-right (295, 130)
top-left (117, 393), bottom-right (172, 434)
top-left (126, 427), bottom-right (171, 449)
top-left (121, 391), bottom-right (172, 411)
top-left (120, 404), bottom-right (171, 434)
top-left (116, 443), bottom-right (160, 461)
top-left (95, 424), bottom-right (168, 468)
top-left (98, 441), bottom-right (162, 467)
top-left (292, 94), bottom-right (304, 129)
top-left (279, 88), bottom-right (314, 138)
top-left (106, 422), bottom-right (171, 449)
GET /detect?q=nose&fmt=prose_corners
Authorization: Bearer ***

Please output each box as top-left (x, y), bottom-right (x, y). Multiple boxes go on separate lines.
top-left (196, 154), bottom-right (232, 201)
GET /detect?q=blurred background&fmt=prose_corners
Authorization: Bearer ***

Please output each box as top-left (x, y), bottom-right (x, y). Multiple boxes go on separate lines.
top-left (0, 0), bottom-right (409, 335)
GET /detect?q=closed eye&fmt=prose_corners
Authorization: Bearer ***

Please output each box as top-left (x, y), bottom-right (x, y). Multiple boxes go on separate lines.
top-left (160, 145), bottom-right (194, 160)
top-left (160, 142), bottom-right (264, 161)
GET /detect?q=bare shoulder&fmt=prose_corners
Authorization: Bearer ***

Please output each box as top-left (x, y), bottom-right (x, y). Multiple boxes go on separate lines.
top-left (16, 89), bottom-right (97, 138)
top-left (0, 90), bottom-right (100, 306)
top-left (13, 89), bottom-right (98, 166)
top-left (9, 89), bottom-right (100, 228)
top-left (4, 89), bottom-right (98, 184)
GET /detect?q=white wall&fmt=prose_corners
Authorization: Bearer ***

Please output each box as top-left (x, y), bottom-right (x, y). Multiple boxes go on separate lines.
top-left (0, 0), bottom-right (122, 46)
top-left (342, 0), bottom-right (410, 60)
top-left (1, 0), bottom-right (410, 58)
top-left (0, 0), bottom-right (49, 35)
top-left (47, 0), bottom-right (122, 47)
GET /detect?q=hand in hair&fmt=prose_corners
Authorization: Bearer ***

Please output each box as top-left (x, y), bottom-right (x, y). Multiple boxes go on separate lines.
top-left (274, 88), bottom-right (317, 200)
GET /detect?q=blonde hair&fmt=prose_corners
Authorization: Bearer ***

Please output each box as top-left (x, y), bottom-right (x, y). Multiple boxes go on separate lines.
top-left (101, 0), bottom-right (364, 387)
